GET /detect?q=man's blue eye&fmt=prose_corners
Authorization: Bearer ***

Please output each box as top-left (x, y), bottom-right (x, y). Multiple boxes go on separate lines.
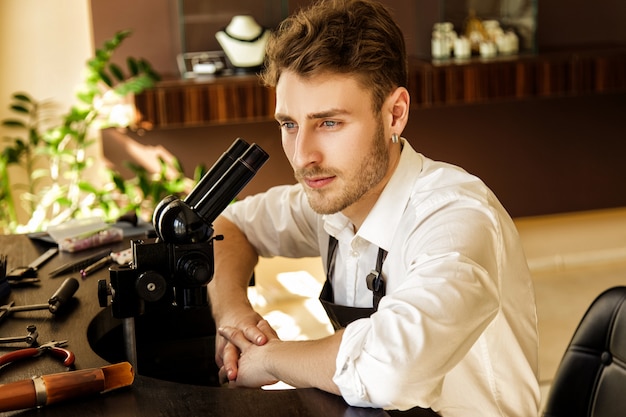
top-left (323, 120), bottom-right (337, 127)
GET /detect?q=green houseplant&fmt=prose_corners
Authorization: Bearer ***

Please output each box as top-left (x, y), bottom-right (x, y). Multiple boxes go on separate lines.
top-left (0, 30), bottom-right (199, 234)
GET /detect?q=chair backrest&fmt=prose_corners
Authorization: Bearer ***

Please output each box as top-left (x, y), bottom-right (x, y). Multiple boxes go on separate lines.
top-left (543, 286), bottom-right (626, 417)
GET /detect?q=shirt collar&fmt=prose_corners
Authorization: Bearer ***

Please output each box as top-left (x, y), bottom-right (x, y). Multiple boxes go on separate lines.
top-left (323, 139), bottom-right (423, 251)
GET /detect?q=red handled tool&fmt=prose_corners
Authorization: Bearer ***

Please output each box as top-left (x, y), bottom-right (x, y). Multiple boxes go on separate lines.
top-left (0, 340), bottom-right (75, 368)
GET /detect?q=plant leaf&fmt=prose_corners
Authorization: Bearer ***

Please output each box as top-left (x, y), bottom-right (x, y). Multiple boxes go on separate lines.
top-left (2, 119), bottom-right (26, 128)
top-left (98, 70), bottom-right (113, 87)
top-left (12, 93), bottom-right (32, 102)
top-left (127, 57), bottom-right (139, 76)
top-left (10, 104), bottom-right (29, 114)
top-left (109, 63), bottom-right (125, 81)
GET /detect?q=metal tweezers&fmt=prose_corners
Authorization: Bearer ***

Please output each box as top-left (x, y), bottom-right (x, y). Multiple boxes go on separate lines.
top-left (47, 249), bottom-right (112, 278)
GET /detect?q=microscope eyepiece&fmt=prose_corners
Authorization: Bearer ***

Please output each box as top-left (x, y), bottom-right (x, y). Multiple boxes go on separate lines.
top-left (154, 140), bottom-right (268, 244)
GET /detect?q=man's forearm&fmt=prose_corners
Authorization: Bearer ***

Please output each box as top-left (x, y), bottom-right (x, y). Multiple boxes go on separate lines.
top-left (265, 331), bottom-right (344, 395)
top-left (210, 215), bottom-right (269, 380)
top-left (209, 215), bottom-right (260, 323)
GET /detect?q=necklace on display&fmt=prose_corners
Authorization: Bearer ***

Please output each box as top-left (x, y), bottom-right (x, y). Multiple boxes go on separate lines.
top-left (222, 26), bottom-right (267, 43)
top-left (216, 15), bottom-right (269, 70)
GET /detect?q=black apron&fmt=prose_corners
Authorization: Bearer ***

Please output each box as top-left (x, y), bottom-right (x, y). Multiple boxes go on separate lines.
top-left (319, 236), bottom-right (440, 417)
top-left (319, 236), bottom-right (387, 330)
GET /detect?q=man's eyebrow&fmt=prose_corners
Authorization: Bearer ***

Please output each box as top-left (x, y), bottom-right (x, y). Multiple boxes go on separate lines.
top-left (307, 108), bottom-right (350, 119)
top-left (275, 109), bottom-right (350, 122)
top-left (274, 113), bottom-right (291, 122)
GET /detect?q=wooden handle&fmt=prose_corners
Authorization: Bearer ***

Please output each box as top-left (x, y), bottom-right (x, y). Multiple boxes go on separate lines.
top-left (0, 362), bottom-right (133, 412)
top-left (0, 379), bottom-right (36, 412)
top-left (42, 368), bottom-right (105, 405)
top-left (0, 367), bottom-right (111, 411)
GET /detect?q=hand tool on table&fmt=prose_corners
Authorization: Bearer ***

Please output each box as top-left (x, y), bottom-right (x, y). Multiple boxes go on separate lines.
top-left (5, 247), bottom-right (59, 286)
top-left (0, 277), bottom-right (79, 323)
top-left (80, 253), bottom-right (113, 278)
top-left (0, 361), bottom-right (134, 412)
top-left (0, 340), bottom-right (74, 368)
top-left (0, 325), bottom-right (38, 347)
top-left (79, 248), bottom-right (133, 279)
top-left (48, 249), bottom-right (112, 278)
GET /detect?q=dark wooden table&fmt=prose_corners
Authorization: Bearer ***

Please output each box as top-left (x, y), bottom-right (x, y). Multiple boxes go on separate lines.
top-left (0, 234), bottom-right (437, 417)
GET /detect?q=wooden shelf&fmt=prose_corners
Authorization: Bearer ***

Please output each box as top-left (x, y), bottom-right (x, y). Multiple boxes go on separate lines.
top-left (408, 46), bottom-right (626, 107)
top-left (133, 74), bottom-right (276, 129)
top-left (134, 46), bottom-right (626, 129)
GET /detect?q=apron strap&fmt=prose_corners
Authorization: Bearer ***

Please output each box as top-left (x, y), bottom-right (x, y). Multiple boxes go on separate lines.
top-left (325, 235), bottom-right (339, 303)
top-left (366, 246), bottom-right (388, 310)
top-left (326, 236), bottom-right (387, 309)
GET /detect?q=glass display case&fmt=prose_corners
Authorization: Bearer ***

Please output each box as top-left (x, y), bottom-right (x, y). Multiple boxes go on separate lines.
top-left (177, 0), bottom-right (289, 78)
top-left (398, 0), bottom-right (538, 59)
top-left (443, 0), bottom-right (537, 51)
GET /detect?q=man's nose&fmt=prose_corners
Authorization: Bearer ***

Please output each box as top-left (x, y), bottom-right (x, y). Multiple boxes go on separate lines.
top-left (291, 131), bottom-right (321, 169)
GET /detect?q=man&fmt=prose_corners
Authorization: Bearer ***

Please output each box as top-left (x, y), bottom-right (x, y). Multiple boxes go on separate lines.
top-left (208, 0), bottom-right (540, 415)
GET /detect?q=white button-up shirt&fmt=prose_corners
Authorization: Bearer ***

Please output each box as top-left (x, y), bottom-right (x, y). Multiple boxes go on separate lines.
top-left (223, 140), bottom-right (540, 416)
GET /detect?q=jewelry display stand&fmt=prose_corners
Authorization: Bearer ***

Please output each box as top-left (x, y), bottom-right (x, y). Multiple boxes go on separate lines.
top-left (215, 15), bottom-right (269, 72)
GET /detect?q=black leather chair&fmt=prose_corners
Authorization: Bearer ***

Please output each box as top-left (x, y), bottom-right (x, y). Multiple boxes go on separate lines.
top-left (542, 286), bottom-right (626, 417)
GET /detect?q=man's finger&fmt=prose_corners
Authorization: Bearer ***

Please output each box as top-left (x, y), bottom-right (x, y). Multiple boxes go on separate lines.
top-left (256, 319), bottom-right (279, 339)
top-left (243, 323), bottom-right (269, 345)
top-left (221, 340), bottom-right (241, 381)
top-left (215, 335), bottom-right (228, 367)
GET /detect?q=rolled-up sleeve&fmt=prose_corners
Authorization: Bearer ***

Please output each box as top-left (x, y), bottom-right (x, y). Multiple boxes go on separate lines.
top-left (333, 208), bottom-right (502, 411)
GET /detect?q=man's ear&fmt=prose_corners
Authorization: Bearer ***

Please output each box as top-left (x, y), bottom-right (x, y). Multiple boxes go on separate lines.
top-left (388, 86), bottom-right (410, 132)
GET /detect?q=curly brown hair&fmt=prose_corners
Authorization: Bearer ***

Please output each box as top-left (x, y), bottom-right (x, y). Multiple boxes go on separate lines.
top-left (260, 0), bottom-right (407, 112)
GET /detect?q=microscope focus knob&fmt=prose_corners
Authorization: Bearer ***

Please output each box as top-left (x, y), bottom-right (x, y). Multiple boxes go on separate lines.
top-left (97, 279), bottom-right (112, 307)
top-left (178, 256), bottom-right (211, 286)
top-left (136, 271), bottom-right (167, 303)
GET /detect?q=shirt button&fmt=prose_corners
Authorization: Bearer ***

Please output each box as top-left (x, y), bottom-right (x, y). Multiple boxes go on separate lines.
top-left (351, 250), bottom-right (359, 257)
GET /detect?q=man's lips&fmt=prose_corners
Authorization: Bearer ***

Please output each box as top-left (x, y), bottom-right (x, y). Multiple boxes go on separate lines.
top-left (303, 176), bottom-right (335, 189)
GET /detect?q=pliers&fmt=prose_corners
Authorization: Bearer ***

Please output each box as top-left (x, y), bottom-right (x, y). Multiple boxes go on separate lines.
top-left (0, 340), bottom-right (75, 368)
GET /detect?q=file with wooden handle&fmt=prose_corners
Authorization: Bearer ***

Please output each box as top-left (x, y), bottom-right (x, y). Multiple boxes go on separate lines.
top-left (0, 362), bottom-right (134, 412)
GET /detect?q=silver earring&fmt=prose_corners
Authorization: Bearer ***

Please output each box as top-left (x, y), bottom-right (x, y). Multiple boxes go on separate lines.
top-left (391, 133), bottom-right (399, 144)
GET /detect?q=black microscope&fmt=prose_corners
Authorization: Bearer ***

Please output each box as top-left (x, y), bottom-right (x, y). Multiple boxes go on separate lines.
top-left (97, 138), bottom-right (268, 383)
